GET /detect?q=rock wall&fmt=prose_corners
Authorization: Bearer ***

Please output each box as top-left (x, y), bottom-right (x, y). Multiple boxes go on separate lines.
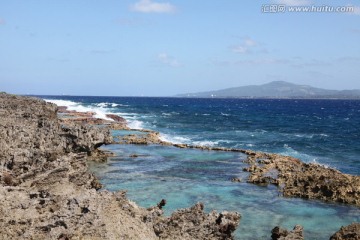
top-left (0, 93), bottom-right (240, 240)
top-left (243, 152), bottom-right (360, 206)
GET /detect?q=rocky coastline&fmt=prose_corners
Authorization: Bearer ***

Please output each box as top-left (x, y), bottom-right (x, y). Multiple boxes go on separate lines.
top-left (0, 93), bottom-right (359, 239)
top-left (0, 93), bottom-right (240, 239)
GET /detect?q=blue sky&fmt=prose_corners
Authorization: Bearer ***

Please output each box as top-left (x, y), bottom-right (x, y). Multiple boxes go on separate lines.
top-left (0, 0), bottom-right (359, 96)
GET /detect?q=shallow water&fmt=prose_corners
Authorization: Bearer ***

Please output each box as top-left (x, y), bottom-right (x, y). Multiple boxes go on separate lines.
top-left (42, 96), bottom-right (360, 239)
top-left (89, 144), bottom-right (360, 239)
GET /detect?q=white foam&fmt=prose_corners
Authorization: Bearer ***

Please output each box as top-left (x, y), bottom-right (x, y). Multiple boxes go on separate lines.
top-left (192, 140), bottom-right (219, 147)
top-left (310, 158), bottom-right (332, 168)
top-left (95, 102), bottom-right (127, 108)
top-left (128, 120), bottom-right (144, 129)
top-left (159, 134), bottom-right (191, 144)
top-left (45, 99), bottom-right (78, 107)
top-left (45, 99), bottom-right (113, 121)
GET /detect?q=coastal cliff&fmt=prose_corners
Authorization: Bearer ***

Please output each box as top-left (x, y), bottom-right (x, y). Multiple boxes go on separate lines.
top-left (0, 93), bottom-right (240, 239)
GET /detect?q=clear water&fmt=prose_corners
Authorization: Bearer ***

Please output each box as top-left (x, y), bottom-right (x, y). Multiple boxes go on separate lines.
top-left (42, 96), bottom-right (360, 239)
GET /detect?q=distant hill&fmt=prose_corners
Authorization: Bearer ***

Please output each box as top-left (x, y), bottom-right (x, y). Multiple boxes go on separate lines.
top-left (176, 81), bottom-right (360, 99)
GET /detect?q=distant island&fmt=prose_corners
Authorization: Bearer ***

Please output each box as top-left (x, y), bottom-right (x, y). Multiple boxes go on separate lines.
top-left (176, 81), bottom-right (360, 99)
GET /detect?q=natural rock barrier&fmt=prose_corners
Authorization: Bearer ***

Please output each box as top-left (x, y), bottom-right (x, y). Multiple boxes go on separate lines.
top-left (116, 130), bottom-right (360, 206)
top-left (330, 223), bottom-right (360, 240)
top-left (0, 93), bottom-right (240, 239)
top-left (242, 152), bottom-right (360, 206)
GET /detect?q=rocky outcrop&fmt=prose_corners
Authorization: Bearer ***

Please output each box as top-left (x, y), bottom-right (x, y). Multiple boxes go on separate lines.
top-left (118, 132), bottom-right (171, 145)
top-left (242, 153), bottom-right (360, 206)
top-left (330, 223), bottom-right (360, 240)
top-left (0, 93), bottom-right (240, 239)
top-left (153, 203), bottom-right (240, 240)
top-left (271, 225), bottom-right (304, 240)
top-left (58, 106), bottom-right (128, 130)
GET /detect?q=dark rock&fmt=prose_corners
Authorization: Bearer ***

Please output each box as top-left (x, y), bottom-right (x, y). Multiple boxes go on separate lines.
top-left (157, 199), bottom-right (167, 209)
top-left (271, 225), bottom-right (304, 240)
top-left (231, 177), bottom-right (241, 182)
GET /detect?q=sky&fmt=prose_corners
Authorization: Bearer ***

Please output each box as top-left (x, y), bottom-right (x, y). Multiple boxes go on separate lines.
top-left (0, 0), bottom-right (359, 96)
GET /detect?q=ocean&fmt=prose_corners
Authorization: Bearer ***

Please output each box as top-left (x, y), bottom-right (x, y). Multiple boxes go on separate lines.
top-left (42, 96), bottom-right (360, 239)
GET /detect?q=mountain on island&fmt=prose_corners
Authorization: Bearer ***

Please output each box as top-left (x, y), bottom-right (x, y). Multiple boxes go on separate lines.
top-left (176, 81), bottom-right (360, 99)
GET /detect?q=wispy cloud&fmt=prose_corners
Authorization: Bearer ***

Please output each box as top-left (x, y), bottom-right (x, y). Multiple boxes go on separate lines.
top-left (130, 0), bottom-right (176, 13)
top-left (0, 18), bottom-right (5, 25)
top-left (273, 0), bottom-right (312, 6)
top-left (158, 53), bottom-right (181, 67)
top-left (230, 38), bottom-right (259, 54)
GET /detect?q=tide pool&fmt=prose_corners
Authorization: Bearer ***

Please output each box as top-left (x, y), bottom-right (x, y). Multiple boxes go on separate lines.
top-left (89, 144), bottom-right (360, 240)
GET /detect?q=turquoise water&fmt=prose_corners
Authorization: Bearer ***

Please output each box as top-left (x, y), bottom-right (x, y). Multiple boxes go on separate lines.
top-left (89, 143), bottom-right (360, 239)
top-left (42, 96), bottom-right (360, 239)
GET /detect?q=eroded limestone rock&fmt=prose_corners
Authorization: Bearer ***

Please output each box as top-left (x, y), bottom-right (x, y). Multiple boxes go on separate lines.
top-left (330, 223), bottom-right (360, 240)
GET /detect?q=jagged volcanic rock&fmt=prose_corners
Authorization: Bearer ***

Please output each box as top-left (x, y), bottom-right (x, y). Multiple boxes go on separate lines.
top-left (243, 152), bottom-right (360, 206)
top-left (271, 225), bottom-right (304, 240)
top-left (0, 93), bottom-right (240, 239)
top-left (330, 223), bottom-right (360, 240)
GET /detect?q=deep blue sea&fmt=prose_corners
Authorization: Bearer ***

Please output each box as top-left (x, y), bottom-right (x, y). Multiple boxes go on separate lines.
top-left (42, 96), bottom-right (360, 239)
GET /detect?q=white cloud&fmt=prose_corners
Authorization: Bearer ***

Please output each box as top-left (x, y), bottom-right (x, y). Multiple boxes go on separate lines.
top-left (273, 0), bottom-right (311, 6)
top-left (131, 0), bottom-right (176, 13)
top-left (158, 53), bottom-right (181, 67)
top-left (244, 38), bottom-right (257, 47)
top-left (230, 38), bottom-right (258, 54)
top-left (0, 18), bottom-right (5, 25)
